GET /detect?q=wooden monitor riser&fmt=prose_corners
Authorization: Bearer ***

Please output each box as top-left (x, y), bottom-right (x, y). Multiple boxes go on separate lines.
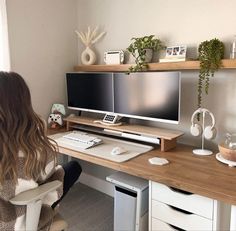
top-left (63, 116), bottom-right (184, 152)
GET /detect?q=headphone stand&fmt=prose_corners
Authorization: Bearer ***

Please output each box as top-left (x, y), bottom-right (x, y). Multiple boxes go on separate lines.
top-left (193, 149), bottom-right (213, 155)
top-left (192, 110), bottom-right (213, 156)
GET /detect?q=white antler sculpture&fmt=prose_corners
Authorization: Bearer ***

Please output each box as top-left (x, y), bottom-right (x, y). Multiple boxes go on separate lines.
top-left (75, 27), bottom-right (106, 65)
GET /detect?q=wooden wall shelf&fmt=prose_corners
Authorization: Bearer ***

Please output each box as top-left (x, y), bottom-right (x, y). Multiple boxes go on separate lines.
top-left (74, 59), bottom-right (236, 72)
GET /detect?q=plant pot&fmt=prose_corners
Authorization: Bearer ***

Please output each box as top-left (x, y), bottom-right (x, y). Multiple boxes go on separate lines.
top-left (134, 49), bottom-right (153, 63)
top-left (144, 49), bottom-right (153, 62)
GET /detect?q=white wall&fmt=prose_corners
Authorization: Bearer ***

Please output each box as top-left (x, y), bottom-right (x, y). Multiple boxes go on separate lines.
top-left (77, 0), bottom-right (236, 149)
top-left (5, 0), bottom-right (236, 191)
top-left (7, 0), bottom-right (78, 119)
top-left (75, 0), bottom-right (236, 186)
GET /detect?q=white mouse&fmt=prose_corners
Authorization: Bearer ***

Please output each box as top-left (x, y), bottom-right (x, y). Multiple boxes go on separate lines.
top-left (111, 147), bottom-right (127, 155)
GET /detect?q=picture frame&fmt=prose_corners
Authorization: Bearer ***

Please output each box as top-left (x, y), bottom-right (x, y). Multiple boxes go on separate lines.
top-left (159, 45), bottom-right (187, 63)
top-left (165, 45), bottom-right (187, 58)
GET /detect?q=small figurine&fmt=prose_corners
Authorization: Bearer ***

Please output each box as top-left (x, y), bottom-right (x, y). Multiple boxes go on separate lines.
top-left (48, 104), bottom-right (66, 129)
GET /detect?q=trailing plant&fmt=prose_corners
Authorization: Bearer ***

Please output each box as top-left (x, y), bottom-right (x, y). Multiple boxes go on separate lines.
top-left (197, 38), bottom-right (224, 108)
top-left (127, 35), bottom-right (165, 72)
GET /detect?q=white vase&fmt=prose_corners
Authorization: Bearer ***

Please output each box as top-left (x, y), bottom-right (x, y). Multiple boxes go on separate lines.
top-left (81, 46), bottom-right (96, 65)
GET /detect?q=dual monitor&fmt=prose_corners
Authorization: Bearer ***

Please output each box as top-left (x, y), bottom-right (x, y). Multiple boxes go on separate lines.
top-left (66, 72), bottom-right (181, 124)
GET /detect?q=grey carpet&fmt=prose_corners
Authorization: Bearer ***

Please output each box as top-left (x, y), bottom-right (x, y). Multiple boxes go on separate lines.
top-left (60, 183), bottom-right (114, 231)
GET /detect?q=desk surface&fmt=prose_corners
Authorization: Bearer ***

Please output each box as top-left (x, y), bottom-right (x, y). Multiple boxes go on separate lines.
top-left (49, 129), bottom-right (236, 205)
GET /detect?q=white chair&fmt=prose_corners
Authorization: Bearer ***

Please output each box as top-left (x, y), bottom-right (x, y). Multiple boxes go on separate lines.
top-left (10, 180), bottom-right (68, 231)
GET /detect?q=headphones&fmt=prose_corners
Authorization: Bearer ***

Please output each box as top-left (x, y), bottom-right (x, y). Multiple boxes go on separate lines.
top-left (190, 108), bottom-right (217, 140)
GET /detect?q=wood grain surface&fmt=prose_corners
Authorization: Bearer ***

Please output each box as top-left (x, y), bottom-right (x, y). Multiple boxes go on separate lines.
top-left (57, 141), bottom-right (236, 205)
top-left (74, 59), bottom-right (236, 72)
top-left (64, 116), bottom-right (184, 140)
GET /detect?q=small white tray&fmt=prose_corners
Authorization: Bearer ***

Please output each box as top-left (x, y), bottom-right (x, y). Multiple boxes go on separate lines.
top-left (216, 153), bottom-right (236, 167)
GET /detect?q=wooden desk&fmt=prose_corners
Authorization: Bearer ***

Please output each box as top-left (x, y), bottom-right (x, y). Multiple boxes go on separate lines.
top-left (56, 140), bottom-right (236, 206)
top-left (50, 130), bottom-right (236, 230)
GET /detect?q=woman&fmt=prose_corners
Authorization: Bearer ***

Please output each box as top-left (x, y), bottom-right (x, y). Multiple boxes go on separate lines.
top-left (0, 71), bottom-right (81, 230)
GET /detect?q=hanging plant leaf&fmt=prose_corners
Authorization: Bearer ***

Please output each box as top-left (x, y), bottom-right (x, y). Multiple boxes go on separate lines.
top-left (197, 38), bottom-right (224, 109)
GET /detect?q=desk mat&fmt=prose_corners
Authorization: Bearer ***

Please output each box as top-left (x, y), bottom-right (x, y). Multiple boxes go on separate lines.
top-left (49, 131), bottom-right (153, 163)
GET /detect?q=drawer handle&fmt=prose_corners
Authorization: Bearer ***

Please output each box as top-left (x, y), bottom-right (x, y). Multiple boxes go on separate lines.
top-left (169, 205), bottom-right (193, 215)
top-left (168, 223), bottom-right (186, 231)
top-left (169, 186), bottom-right (193, 195)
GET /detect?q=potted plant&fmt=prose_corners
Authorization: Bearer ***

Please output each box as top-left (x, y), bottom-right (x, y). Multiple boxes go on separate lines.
top-left (197, 38), bottom-right (224, 108)
top-left (127, 35), bottom-right (165, 72)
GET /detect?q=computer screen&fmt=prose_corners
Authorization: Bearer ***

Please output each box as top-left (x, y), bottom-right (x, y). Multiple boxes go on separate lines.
top-left (66, 71), bottom-right (181, 124)
top-left (66, 73), bottom-right (113, 112)
top-left (114, 72), bottom-right (180, 123)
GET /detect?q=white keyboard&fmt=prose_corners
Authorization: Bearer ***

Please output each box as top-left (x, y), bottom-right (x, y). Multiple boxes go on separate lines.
top-left (55, 131), bottom-right (103, 150)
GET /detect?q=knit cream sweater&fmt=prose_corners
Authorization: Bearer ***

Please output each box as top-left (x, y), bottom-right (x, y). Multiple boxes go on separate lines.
top-left (0, 151), bottom-right (64, 230)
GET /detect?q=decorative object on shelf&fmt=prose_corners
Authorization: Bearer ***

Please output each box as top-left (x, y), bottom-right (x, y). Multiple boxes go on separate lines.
top-left (225, 132), bottom-right (236, 149)
top-left (190, 108), bottom-right (216, 155)
top-left (230, 35), bottom-right (236, 59)
top-left (51, 103), bottom-right (66, 115)
top-left (48, 103), bottom-right (66, 129)
top-left (159, 45), bottom-right (187, 63)
top-left (218, 133), bottom-right (236, 162)
top-left (104, 50), bottom-right (124, 64)
top-left (75, 27), bottom-right (106, 65)
top-left (217, 132), bottom-right (236, 167)
top-left (127, 35), bottom-right (165, 72)
top-left (197, 38), bottom-right (224, 108)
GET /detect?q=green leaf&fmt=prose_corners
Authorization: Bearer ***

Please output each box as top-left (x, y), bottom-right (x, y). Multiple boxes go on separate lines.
top-left (126, 35), bottom-right (165, 73)
top-left (197, 38), bottom-right (224, 109)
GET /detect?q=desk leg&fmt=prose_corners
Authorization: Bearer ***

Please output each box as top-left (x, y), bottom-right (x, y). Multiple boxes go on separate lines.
top-left (230, 205), bottom-right (236, 230)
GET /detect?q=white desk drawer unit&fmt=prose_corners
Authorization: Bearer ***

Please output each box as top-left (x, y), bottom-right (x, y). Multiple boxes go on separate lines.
top-left (151, 181), bottom-right (214, 219)
top-left (152, 217), bottom-right (177, 231)
top-left (152, 200), bottom-right (212, 230)
top-left (149, 181), bottom-right (217, 231)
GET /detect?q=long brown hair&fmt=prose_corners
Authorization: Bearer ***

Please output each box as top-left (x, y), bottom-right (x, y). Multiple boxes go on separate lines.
top-left (0, 71), bottom-right (57, 184)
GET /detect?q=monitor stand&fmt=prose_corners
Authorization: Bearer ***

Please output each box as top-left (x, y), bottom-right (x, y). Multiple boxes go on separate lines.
top-left (64, 116), bottom-right (184, 152)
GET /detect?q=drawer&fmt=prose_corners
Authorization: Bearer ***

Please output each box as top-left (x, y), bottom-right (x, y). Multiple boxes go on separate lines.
top-left (151, 181), bottom-right (213, 219)
top-left (152, 200), bottom-right (213, 231)
top-left (152, 217), bottom-right (180, 231)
